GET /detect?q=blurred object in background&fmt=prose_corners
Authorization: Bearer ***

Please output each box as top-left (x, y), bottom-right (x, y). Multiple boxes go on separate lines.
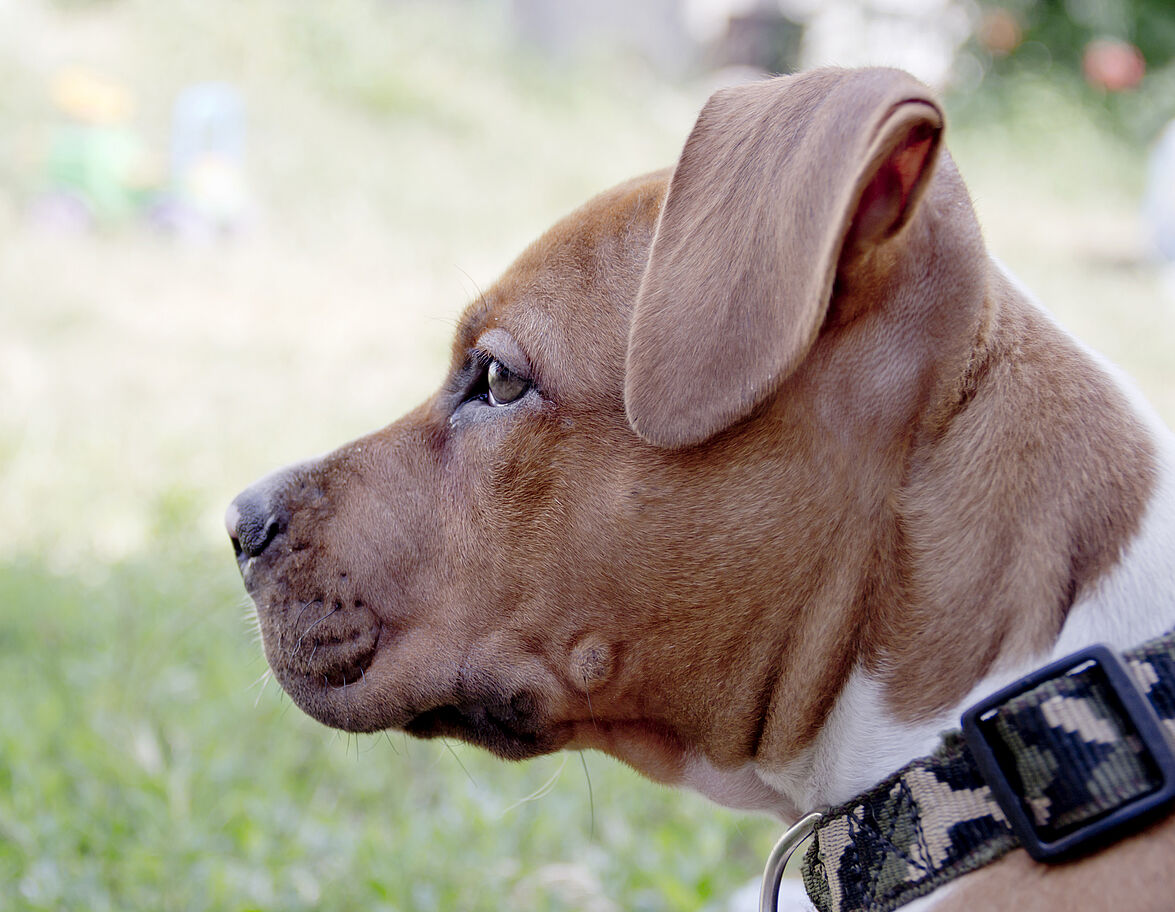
top-left (1082, 37), bottom-right (1145, 92)
top-left (1146, 120), bottom-right (1175, 260)
top-left (51, 64), bottom-right (133, 125)
top-left (510, 0), bottom-right (696, 75)
top-left (799, 0), bottom-right (971, 88)
top-left (512, 0), bottom-right (971, 87)
top-left (977, 5), bottom-right (1023, 56)
top-left (153, 82), bottom-right (251, 240)
top-left (686, 0), bottom-right (1175, 111)
top-left (29, 66), bottom-right (157, 231)
top-left (692, 0), bottom-right (973, 87)
top-left (1144, 118), bottom-right (1175, 299)
top-left (709, 1), bottom-right (803, 75)
top-left (965, 1), bottom-right (1175, 139)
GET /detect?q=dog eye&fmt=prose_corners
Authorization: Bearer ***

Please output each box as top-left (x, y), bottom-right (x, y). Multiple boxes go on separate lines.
top-left (486, 359), bottom-right (529, 406)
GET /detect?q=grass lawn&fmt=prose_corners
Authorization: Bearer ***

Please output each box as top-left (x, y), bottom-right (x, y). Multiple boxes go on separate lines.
top-left (2, 2), bottom-right (1173, 910)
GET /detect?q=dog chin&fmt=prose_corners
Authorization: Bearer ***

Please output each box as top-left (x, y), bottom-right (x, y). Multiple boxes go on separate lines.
top-left (264, 662), bottom-right (388, 734)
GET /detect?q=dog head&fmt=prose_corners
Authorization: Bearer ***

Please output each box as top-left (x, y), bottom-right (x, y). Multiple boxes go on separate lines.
top-left (228, 68), bottom-right (1012, 812)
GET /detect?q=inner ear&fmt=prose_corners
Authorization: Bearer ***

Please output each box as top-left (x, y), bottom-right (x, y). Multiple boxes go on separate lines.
top-left (848, 105), bottom-right (942, 250)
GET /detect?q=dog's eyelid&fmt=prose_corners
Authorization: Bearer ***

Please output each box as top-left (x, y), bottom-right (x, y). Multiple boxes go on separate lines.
top-left (474, 329), bottom-right (532, 380)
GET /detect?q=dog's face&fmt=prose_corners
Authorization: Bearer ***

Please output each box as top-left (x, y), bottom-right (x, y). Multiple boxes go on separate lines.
top-left (236, 176), bottom-right (684, 757)
top-left (232, 174), bottom-right (799, 798)
top-left (230, 69), bottom-right (986, 811)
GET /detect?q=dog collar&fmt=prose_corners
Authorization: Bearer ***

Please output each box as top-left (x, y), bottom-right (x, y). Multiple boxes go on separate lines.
top-left (760, 628), bottom-right (1175, 912)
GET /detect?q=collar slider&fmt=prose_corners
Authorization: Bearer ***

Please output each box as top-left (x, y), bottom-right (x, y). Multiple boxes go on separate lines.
top-left (962, 643), bottom-right (1175, 861)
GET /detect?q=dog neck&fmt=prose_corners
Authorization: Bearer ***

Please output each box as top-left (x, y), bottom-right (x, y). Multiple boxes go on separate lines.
top-left (752, 292), bottom-right (1175, 818)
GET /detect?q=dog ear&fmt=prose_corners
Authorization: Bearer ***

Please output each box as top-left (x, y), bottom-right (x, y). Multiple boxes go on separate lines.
top-left (625, 69), bottom-right (944, 448)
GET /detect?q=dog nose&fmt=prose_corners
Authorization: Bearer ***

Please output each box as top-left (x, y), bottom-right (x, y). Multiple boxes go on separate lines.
top-left (226, 486), bottom-right (283, 558)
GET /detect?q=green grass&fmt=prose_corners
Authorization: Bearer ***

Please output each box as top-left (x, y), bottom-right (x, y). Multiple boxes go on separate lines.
top-left (2, 1), bottom-right (1174, 909)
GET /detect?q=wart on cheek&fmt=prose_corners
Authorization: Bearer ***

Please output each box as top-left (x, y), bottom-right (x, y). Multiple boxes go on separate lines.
top-left (569, 635), bottom-right (614, 691)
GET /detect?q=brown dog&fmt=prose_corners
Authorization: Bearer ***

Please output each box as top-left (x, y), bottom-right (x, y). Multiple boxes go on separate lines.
top-left (228, 68), bottom-right (1175, 910)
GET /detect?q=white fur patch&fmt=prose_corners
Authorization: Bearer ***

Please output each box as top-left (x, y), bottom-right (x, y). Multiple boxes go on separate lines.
top-left (755, 670), bottom-right (952, 811)
top-left (682, 752), bottom-right (798, 816)
top-left (1051, 441), bottom-right (1175, 658)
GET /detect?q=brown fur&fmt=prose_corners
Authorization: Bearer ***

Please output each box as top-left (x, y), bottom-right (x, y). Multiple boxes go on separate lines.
top-left (230, 67), bottom-right (1161, 900)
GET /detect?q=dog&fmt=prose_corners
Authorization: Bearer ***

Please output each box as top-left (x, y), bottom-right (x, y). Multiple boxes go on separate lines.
top-left (227, 68), bottom-right (1175, 910)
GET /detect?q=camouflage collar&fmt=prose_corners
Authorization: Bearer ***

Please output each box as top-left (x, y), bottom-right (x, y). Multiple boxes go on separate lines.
top-left (769, 629), bottom-right (1175, 912)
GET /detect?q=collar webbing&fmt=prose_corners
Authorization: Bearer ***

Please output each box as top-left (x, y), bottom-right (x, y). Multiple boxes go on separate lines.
top-left (796, 629), bottom-right (1175, 912)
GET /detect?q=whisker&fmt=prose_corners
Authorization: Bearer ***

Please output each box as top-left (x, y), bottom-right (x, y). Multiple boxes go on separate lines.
top-left (292, 598), bottom-right (316, 624)
top-left (252, 669), bottom-right (274, 707)
top-left (583, 676), bottom-right (599, 730)
top-left (442, 739), bottom-right (478, 788)
top-left (291, 604), bottom-right (337, 657)
top-left (286, 599), bottom-right (319, 654)
top-left (246, 667), bottom-right (272, 692)
top-left (499, 755), bottom-right (568, 816)
top-left (579, 751), bottom-right (596, 839)
top-left (454, 265), bottom-right (489, 311)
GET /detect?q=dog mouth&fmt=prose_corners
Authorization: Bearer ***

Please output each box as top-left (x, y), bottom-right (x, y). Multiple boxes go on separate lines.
top-left (274, 667), bottom-right (565, 760)
top-left (248, 585), bottom-right (566, 758)
top-left (403, 699), bottom-right (565, 761)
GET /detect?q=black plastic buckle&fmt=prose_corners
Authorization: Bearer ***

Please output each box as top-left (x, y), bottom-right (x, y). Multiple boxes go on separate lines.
top-left (961, 644), bottom-right (1175, 862)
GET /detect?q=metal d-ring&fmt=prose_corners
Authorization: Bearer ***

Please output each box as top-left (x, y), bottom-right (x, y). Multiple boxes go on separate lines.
top-left (760, 811), bottom-right (823, 912)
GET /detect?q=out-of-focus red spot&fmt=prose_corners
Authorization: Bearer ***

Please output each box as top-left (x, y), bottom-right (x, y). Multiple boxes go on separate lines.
top-left (1083, 39), bottom-right (1146, 92)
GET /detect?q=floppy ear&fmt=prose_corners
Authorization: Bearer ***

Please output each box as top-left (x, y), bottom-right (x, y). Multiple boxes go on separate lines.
top-left (624, 68), bottom-right (943, 448)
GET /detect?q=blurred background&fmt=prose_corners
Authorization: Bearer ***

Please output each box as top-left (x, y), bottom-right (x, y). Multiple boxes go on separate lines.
top-left (2, 0), bottom-right (1175, 909)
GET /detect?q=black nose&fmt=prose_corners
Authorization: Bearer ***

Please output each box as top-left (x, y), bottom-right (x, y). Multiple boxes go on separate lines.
top-left (226, 485), bottom-right (284, 559)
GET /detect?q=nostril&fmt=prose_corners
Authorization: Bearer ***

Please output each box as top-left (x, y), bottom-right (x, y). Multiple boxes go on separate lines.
top-left (239, 513), bottom-right (281, 558)
top-left (227, 492), bottom-right (284, 558)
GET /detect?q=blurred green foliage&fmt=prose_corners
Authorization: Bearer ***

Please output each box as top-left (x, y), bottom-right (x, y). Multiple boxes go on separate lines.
top-left (1008, 0), bottom-right (1175, 67)
top-left (970, 0), bottom-right (1175, 139)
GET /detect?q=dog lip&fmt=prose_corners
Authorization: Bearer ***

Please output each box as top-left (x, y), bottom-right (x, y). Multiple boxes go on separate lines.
top-left (402, 700), bottom-right (565, 761)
